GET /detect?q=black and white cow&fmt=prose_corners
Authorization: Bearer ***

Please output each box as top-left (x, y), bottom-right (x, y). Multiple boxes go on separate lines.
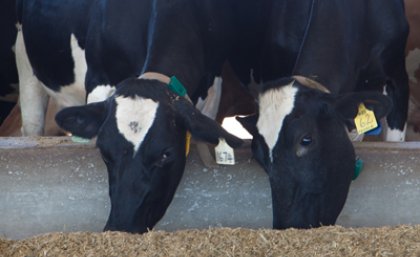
top-left (0, 0), bottom-right (18, 124)
top-left (239, 78), bottom-right (392, 228)
top-left (56, 78), bottom-right (242, 232)
top-left (55, 0), bottom-right (245, 232)
top-left (236, 0), bottom-right (408, 228)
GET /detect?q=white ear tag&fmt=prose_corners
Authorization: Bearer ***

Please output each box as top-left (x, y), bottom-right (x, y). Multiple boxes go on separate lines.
top-left (215, 138), bottom-right (235, 165)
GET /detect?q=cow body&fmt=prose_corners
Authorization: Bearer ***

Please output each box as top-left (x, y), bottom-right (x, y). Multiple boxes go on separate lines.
top-left (16, 0), bottom-right (95, 135)
top-left (83, 0), bottom-right (152, 103)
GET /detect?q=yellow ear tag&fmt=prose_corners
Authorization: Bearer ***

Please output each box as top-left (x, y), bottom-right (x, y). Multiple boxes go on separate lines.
top-left (354, 103), bottom-right (378, 134)
top-left (185, 131), bottom-right (191, 156)
top-left (215, 138), bottom-right (235, 165)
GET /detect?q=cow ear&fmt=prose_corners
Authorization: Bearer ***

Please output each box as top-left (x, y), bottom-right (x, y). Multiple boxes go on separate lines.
top-left (174, 98), bottom-right (243, 148)
top-left (55, 101), bottom-right (107, 138)
top-left (236, 114), bottom-right (259, 136)
top-left (334, 92), bottom-right (392, 129)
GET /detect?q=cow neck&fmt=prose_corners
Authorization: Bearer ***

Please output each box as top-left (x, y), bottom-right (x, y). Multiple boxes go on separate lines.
top-left (291, 0), bottom-right (317, 74)
top-left (139, 72), bottom-right (190, 100)
top-left (292, 75), bottom-right (330, 94)
top-left (141, 2), bottom-right (206, 97)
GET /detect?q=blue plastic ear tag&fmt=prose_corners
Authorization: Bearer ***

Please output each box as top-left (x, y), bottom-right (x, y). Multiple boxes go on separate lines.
top-left (353, 157), bottom-right (363, 180)
top-left (365, 123), bottom-right (382, 136)
top-left (168, 76), bottom-right (187, 97)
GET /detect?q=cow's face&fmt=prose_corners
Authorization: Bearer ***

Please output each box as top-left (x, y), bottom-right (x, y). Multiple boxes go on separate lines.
top-left (238, 78), bottom-right (392, 229)
top-left (56, 78), bottom-right (242, 233)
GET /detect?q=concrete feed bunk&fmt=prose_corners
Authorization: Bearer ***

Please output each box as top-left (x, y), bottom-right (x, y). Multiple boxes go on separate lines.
top-left (1, 137), bottom-right (420, 239)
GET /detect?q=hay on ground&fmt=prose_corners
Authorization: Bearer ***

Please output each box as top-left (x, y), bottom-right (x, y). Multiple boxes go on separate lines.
top-left (1, 225), bottom-right (420, 257)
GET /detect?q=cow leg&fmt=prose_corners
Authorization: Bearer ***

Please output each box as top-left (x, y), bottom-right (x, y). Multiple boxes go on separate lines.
top-left (383, 59), bottom-right (409, 142)
top-left (195, 76), bottom-right (223, 167)
top-left (15, 28), bottom-right (49, 136)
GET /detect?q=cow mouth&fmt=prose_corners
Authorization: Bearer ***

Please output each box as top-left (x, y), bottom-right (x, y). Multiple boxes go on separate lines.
top-left (104, 207), bottom-right (152, 233)
top-left (272, 190), bottom-right (323, 229)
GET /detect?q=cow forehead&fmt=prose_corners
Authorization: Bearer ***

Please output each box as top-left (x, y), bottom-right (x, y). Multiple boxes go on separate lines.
top-left (115, 95), bottom-right (159, 154)
top-left (257, 82), bottom-right (298, 161)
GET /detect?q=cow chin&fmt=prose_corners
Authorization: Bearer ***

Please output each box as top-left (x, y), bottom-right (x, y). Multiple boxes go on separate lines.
top-left (103, 158), bottom-right (186, 233)
top-left (104, 201), bottom-right (160, 233)
top-left (268, 165), bottom-right (352, 230)
top-left (271, 189), bottom-right (333, 230)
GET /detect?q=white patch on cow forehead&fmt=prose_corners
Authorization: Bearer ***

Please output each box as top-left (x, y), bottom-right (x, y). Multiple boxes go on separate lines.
top-left (87, 85), bottom-right (116, 103)
top-left (257, 82), bottom-right (298, 161)
top-left (406, 48), bottom-right (420, 84)
top-left (115, 96), bottom-right (159, 154)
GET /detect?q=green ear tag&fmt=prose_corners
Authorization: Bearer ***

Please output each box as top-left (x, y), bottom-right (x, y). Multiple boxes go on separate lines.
top-left (353, 157), bottom-right (364, 180)
top-left (169, 76), bottom-right (187, 97)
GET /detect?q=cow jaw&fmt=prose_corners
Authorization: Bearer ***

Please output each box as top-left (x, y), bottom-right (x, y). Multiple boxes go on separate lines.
top-left (115, 95), bottom-right (159, 155)
top-left (257, 82), bottom-right (298, 161)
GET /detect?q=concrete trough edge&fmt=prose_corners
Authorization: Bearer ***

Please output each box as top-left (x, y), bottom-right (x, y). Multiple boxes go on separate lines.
top-left (1, 137), bottom-right (420, 239)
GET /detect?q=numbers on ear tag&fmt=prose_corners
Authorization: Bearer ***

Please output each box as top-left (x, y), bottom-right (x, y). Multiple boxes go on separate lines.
top-left (354, 103), bottom-right (378, 135)
top-left (215, 138), bottom-right (235, 165)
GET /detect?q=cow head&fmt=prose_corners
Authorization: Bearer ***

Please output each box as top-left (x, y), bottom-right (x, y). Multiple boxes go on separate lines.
top-left (238, 77), bottom-right (392, 229)
top-left (56, 77), bottom-right (243, 233)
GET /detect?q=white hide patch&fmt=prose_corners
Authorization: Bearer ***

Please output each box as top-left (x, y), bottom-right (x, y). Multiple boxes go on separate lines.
top-left (87, 85), bottom-right (116, 103)
top-left (257, 82), bottom-right (298, 161)
top-left (43, 34), bottom-right (87, 107)
top-left (195, 76), bottom-right (222, 119)
top-left (115, 95), bottom-right (159, 154)
top-left (15, 28), bottom-right (49, 135)
top-left (406, 48), bottom-right (420, 84)
top-left (385, 124), bottom-right (407, 142)
top-left (382, 87), bottom-right (407, 142)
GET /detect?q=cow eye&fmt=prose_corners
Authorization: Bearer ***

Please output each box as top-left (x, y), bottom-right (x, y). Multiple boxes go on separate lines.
top-left (300, 135), bottom-right (312, 146)
top-left (161, 148), bottom-right (174, 161)
top-left (162, 151), bottom-right (170, 160)
top-left (153, 148), bottom-right (175, 168)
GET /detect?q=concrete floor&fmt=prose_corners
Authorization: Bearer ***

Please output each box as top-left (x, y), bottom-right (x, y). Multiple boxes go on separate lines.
top-left (1, 137), bottom-right (420, 239)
